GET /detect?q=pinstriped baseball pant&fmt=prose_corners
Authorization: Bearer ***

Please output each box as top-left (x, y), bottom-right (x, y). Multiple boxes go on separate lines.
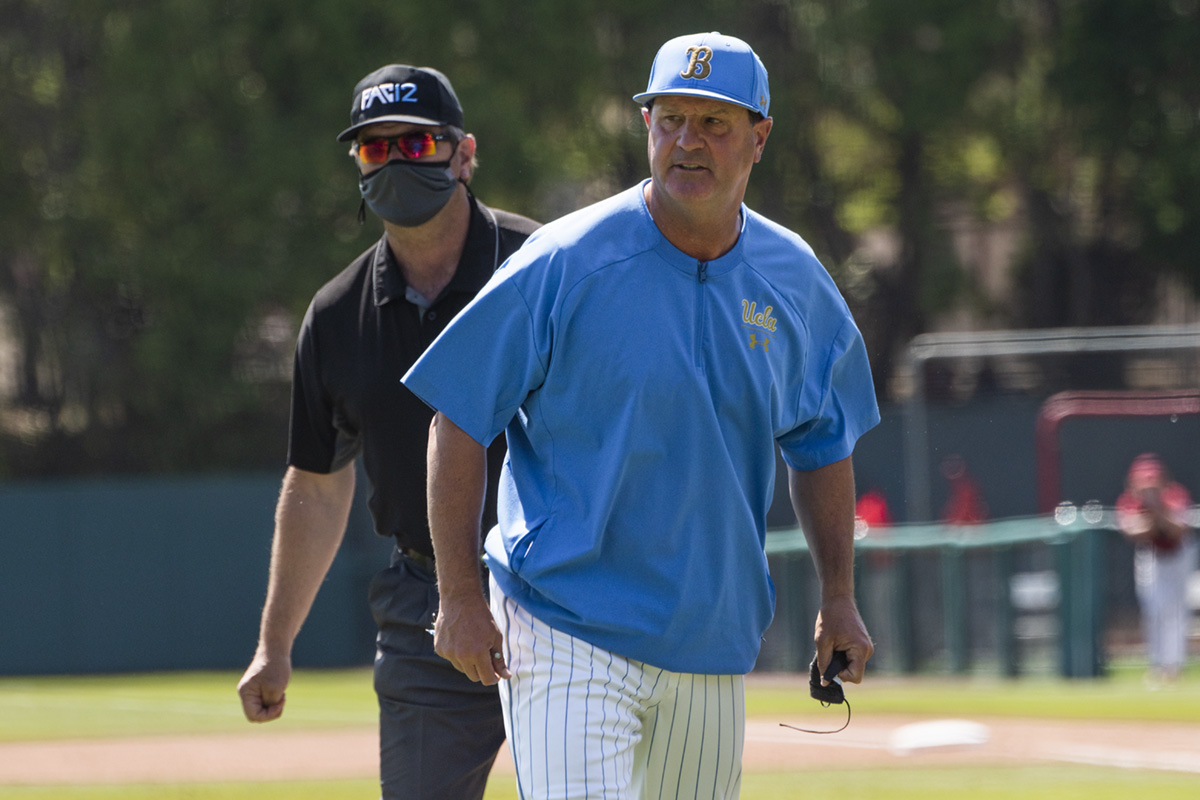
top-left (491, 576), bottom-right (745, 799)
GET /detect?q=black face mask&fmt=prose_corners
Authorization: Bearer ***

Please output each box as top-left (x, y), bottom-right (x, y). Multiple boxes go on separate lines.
top-left (358, 159), bottom-right (459, 227)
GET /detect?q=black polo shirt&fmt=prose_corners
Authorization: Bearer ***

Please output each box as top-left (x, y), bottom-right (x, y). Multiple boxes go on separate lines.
top-left (288, 192), bottom-right (540, 556)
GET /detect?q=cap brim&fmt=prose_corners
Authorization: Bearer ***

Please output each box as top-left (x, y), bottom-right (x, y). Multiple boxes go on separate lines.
top-left (336, 114), bottom-right (452, 141)
top-left (632, 89), bottom-right (764, 116)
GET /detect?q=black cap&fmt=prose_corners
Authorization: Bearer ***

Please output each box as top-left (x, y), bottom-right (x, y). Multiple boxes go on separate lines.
top-left (336, 64), bottom-right (464, 142)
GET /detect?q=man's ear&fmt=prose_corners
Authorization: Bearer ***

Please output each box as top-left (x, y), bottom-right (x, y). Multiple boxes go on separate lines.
top-left (455, 134), bottom-right (478, 181)
top-left (753, 116), bottom-right (773, 164)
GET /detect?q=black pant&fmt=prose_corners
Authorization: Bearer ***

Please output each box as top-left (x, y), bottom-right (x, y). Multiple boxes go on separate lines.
top-left (369, 548), bottom-right (506, 800)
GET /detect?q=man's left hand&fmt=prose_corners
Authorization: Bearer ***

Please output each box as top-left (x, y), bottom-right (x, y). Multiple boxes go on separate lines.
top-left (813, 595), bottom-right (873, 685)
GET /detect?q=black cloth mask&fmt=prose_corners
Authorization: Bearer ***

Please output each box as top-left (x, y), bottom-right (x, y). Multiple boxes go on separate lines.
top-left (358, 159), bottom-right (459, 227)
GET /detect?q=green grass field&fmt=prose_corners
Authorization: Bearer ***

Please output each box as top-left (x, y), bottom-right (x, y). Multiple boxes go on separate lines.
top-left (1, 663), bottom-right (1198, 799)
top-left (1, 768), bottom-right (1199, 800)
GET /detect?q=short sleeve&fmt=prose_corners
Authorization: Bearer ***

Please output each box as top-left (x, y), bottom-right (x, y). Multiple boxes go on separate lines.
top-left (777, 316), bottom-right (879, 471)
top-left (286, 302), bottom-right (359, 473)
top-left (402, 271), bottom-right (549, 447)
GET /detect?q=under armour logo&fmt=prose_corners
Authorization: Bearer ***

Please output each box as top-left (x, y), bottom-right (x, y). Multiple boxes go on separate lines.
top-left (749, 334), bottom-right (770, 352)
top-left (680, 46), bottom-right (713, 80)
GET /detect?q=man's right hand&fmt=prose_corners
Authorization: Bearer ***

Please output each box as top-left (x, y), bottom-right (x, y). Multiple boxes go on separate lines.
top-left (236, 652), bottom-right (291, 722)
top-left (433, 594), bottom-right (510, 686)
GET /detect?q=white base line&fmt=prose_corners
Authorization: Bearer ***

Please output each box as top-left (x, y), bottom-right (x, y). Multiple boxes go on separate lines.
top-left (1048, 746), bottom-right (1200, 775)
top-left (753, 721), bottom-right (1200, 775)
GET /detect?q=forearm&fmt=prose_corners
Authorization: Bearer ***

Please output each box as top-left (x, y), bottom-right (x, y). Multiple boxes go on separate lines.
top-left (256, 464), bottom-right (356, 655)
top-left (427, 412), bottom-right (488, 602)
top-left (789, 456), bottom-right (857, 600)
top-left (788, 455), bottom-right (874, 681)
top-left (426, 412), bottom-right (510, 683)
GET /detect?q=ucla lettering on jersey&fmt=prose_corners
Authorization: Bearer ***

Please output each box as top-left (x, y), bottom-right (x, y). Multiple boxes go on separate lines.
top-left (741, 299), bottom-right (778, 332)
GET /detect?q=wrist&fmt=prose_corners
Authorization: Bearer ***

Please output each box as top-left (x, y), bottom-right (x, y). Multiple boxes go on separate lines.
top-left (435, 558), bottom-right (485, 601)
top-left (821, 586), bottom-right (856, 603)
top-left (257, 633), bottom-right (295, 660)
top-left (438, 584), bottom-right (489, 608)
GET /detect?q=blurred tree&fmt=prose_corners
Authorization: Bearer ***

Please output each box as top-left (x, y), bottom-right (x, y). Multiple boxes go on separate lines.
top-left (1, 2), bottom-right (374, 473)
top-left (745, 1), bottom-right (1024, 393)
top-left (1018, 0), bottom-right (1200, 328)
top-left (0, 0), bottom-right (1197, 477)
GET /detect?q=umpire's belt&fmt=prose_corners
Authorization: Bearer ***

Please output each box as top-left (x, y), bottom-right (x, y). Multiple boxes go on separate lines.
top-left (400, 547), bottom-right (435, 572)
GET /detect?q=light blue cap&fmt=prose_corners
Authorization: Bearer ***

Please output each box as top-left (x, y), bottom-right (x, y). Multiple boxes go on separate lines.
top-left (633, 32), bottom-right (770, 117)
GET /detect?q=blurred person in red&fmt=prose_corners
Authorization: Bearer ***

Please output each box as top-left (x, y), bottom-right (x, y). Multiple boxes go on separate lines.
top-left (855, 486), bottom-right (892, 543)
top-left (940, 454), bottom-right (988, 524)
top-left (855, 487), bottom-right (892, 529)
top-left (855, 486), bottom-right (895, 568)
top-left (1116, 453), bottom-right (1198, 684)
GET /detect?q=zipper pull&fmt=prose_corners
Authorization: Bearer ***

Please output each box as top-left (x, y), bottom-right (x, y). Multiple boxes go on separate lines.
top-left (697, 261), bottom-right (708, 284)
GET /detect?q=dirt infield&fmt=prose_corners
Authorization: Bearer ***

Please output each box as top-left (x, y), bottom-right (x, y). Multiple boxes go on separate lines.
top-left (3, 672), bottom-right (1199, 785)
top-left (3, 712), bottom-right (1198, 785)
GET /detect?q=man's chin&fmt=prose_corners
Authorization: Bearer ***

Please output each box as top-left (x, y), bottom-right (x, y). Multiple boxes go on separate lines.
top-left (661, 172), bottom-right (716, 199)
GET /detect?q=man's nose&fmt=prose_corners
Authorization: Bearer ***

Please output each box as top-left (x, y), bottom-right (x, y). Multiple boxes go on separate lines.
top-left (676, 118), bottom-right (705, 149)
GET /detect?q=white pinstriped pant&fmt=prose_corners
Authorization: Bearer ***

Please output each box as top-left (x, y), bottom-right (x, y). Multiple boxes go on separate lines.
top-left (491, 577), bottom-right (745, 799)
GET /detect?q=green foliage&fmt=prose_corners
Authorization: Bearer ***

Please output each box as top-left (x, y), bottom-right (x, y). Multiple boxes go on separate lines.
top-left (2, 1), bottom-right (1198, 475)
top-left (1052, 0), bottom-right (1200, 273)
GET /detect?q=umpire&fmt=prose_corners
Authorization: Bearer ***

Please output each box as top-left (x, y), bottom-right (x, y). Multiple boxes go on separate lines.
top-left (236, 63), bottom-right (539, 799)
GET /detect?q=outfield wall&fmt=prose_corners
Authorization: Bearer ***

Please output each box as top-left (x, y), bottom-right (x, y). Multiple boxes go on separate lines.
top-left (0, 470), bottom-right (391, 676)
top-left (1, 399), bottom-right (1195, 676)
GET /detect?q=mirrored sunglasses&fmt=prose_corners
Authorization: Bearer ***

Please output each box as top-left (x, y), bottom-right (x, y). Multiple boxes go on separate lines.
top-left (356, 131), bottom-right (454, 164)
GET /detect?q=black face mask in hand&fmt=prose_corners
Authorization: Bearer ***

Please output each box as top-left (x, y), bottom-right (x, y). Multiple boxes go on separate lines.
top-left (358, 159), bottom-right (459, 227)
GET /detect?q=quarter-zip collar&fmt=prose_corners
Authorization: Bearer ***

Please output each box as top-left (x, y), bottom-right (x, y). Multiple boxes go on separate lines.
top-left (638, 179), bottom-right (747, 279)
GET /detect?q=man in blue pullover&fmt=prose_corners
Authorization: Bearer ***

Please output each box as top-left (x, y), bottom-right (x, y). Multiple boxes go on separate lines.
top-left (403, 32), bottom-right (879, 798)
